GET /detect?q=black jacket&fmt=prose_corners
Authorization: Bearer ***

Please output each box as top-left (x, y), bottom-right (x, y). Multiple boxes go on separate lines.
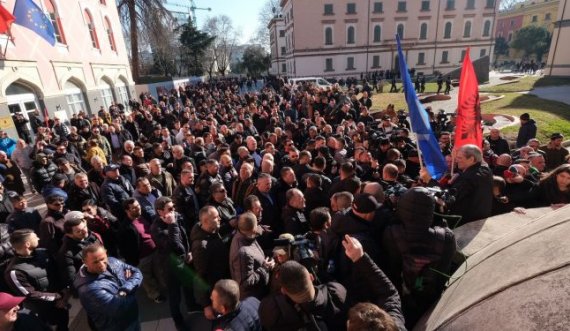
top-left (172, 184), bottom-right (200, 230)
top-left (448, 162), bottom-right (493, 225)
top-left (66, 182), bottom-right (102, 211)
top-left (100, 176), bottom-right (134, 219)
top-left (150, 213), bottom-right (190, 272)
top-left (213, 297), bottom-right (261, 331)
top-left (56, 232), bottom-right (102, 288)
top-left (6, 208), bottom-right (42, 234)
top-left (281, 205), bottom-right (309, 236)
top-left (190, 223), bottom-right (230, 307)
top-left (30, 161), bottom-right (58, 192)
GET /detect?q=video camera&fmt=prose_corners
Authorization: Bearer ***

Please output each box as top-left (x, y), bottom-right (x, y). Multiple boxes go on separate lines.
top-left (437, 109), bottom-right (449, 124)
top-left (274, 234), bottom-right (317, 270)
top-left (425, 187), bottom-right (456, 206)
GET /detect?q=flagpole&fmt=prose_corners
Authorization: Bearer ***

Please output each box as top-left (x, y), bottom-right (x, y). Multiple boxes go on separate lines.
top-left (415, 132), bottom-right (425, 171)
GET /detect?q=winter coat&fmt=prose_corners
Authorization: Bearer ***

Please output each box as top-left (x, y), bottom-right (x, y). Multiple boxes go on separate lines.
top-left (147, 171), bottom-right (176, 197)
top-left (281, 205), bottom-right (309, 236)
top-left (39, 209), bottom-right (68, 257)
top-left (212, 297), bottom-right (261, 331)
top-left (57, 232), bottom-right (102, 288)
top-left (229, 231), bottom-right (269, 300)
top-left (11, 145), bottom-right (34, 169)
top-left (100, 176), bottom-right (134, 218)
top-left (133, 189), bottom-right (162, 222)
top-left (74, 257), bottom-right (142, 331)
top-left (66, 182), bottom-right (102, 211)
top-left (516, 119), bottom-right (537, 148)
top-left (190, 223), bottom-right (230, 307)
top-left (6, 208), bottom-right (42, 233)
top-left (448, 162), bottom-right (493, 225)
top-left (30, 161), bottom-right (58, 192)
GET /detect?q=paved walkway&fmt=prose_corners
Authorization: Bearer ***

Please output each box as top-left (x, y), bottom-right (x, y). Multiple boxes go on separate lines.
top-left (528, 85), bottom-right (570, 106)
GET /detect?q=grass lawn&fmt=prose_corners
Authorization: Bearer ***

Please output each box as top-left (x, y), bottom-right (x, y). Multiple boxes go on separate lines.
top-left (481, 92), bottom-right (570, 143)
top-left (370, 82), bottom-right (442, 113)
top-left (480, 75), bottom-right (570, 93)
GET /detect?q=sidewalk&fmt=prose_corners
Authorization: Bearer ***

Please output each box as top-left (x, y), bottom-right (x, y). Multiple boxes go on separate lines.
top-left (528, 85), bottom-right (570, 106)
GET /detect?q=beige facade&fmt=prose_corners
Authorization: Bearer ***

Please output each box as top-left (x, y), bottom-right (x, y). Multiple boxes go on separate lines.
top-left (268, 16), bottom-right (287, 76)
top-left (546, 0), bottom-right (570, 76)
top-left (273, 0), bottom-right (498, 78)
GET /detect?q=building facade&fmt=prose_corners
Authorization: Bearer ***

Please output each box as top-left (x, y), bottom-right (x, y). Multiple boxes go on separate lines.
top-left (0, 0), bottom-right (134, 139)
top-left (268, 15), bottom-right (286, 76)
top-left (546, 0), bottom-right (570, 75)
top-left (494, 0), bottom-right (559, 63)
top-left (273, 0), bottom-right (498, 79)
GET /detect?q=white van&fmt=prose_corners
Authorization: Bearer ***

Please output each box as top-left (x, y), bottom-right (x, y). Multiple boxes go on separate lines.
top-left (288, 77), bottom-right (332, 89)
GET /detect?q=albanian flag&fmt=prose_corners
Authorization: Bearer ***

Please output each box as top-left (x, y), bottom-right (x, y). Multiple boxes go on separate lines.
top-left (454, 48), bottom-right (482, 150)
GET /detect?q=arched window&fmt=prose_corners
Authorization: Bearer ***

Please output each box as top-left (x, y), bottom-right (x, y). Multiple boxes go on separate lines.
top-left (347, 26), bottom-right (355, 44)
top-left (84, 10), bottom-right (100, 49)
top-left (483, 20), bottom-right (491, 37)
top-left (373, 25), bottom-right (381, 42)
top-left (104, 17), bottom-right (116, 52)
top-left (324, 27), bottom-right (333, 45)
top-left (397, 24), bottom-right (404, 39)
top-left (420, 23), bottom-right (428, 40)
top-left (463, 21), bottom-right (472, 38)
top-left (44, 0), bottom-right (66, 44)
top-left (444, 22), bottom-right (452, 39)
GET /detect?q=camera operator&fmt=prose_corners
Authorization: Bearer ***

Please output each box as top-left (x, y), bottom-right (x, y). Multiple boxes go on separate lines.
top-left (421, 144), bottom-right (493, 225)
top-left (259, 235), bottom-right (405, 331)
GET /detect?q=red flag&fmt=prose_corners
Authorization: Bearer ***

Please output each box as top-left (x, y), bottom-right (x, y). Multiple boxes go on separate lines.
top-left (454, 48), bottom-right (482, 150)
top-left (43, 107), bottom-right (50, 127)
top-left (0, 4), bottom-right (15, 35)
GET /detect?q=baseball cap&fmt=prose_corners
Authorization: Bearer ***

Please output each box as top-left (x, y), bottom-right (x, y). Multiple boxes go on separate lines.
top-left (0, 292), bottom-right (25, 310)
top-left (353, 193), bottom-right (380, 213)
top-left (64, 211), bottom-right (85, 223)
top-left (103, 164), bottom-right (120, 172)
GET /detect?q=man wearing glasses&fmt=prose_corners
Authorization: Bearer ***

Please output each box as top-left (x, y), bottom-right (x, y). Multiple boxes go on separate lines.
top-left (39, 195), bottom-right (68, 257)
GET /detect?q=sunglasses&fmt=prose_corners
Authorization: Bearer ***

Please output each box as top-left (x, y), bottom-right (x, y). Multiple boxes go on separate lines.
top-left (164, 207), bottom-right (175, 212)
top-left (50, 202), bottom-right (64, 206)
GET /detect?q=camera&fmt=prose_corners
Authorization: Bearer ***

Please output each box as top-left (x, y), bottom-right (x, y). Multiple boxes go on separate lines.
top-left (437, 110), bottom-right (448, 124)
top-left (425, 187), bottom-right (456, 206)
top-left (274, 234), bottom-right (317, 269)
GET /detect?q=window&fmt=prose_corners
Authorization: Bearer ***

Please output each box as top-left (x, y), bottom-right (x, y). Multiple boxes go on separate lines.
top-left (444, 22), bottom-right (452, 39)
top-left (347, 3), bottom-right (356, 14)
top-left (420, 23), bottom-right (428, 40)
top-left (347, 26), bottom-right (355, 44)
top-left (373, 25), bottom-right (381, 42)
top-left (466, 0), bottom-right (475, 9)
top-left (463, 21), bottom-right (472, 38)
top-left (100, 0), bottom-right (106, 4)
top-left (84, 10), bottom-right (100, 49)
top-left (324, 27), bottom-right (333, 45)
top-left (347, 57), bottom-right (355, 70)
top-left (100, 81), bottom-right (114, 109)
top-left (397, 24), bottom-right (404, 39)
top-left (279, 30), bottom-right (285, 37)
top-left (104, 17), bottom-right (116, 52)
top-left (532, 16), bottom-right (537, 23)
top-left (325, 58), bottom-right (334, 71)
top-left (446, 0), bottom-right (455, 10)
top-left (116, 82), bottom-right (129, 106)
top-left (483, 20), bottom-right (491, 37)
top-left (65, 81), bottom-right (87, 114)
top-left (545, 13), bottom-right (551, 20)
top-left (480, 49), bottom-right (487, 57)
top-left (397, 1), bottom-right (406, 12)
top-left (324, 4), bottom-right (334, 15)
top-left (418, 52), bottom-right (425, 65)
top-left (461, 50), bottom-right (466, 62)
top-left (45, 0), bottom-right (66, 44)
top-left (372, 55), bottom-right (380, 68)
top-left (281, 47), bottom-right (286, 55)
top-left (373, 2), bottom-right (383, 13)
top-left (281, 63), bottom-right (286, 73)
top-left (486, 0), bottom-right (495, 8)
top-left (421, 1), bottom-right (430, 11)
top-left (441, 51), bottom-right (449, 63)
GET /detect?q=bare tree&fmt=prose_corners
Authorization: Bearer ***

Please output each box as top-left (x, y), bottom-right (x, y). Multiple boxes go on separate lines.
top-left (253, 0), bottom-right (281, 47)
top-left (117, 0), bottom-right (172, 82)
top-left (202, 15), bottom-right (240, 76)
top-left (499, 0), bottom-right (527, 12)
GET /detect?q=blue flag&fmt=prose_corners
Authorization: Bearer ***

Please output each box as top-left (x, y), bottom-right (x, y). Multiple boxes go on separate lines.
top-left (13, 0), bottom-right (55, 45)
top-left (396, 35), bottom-right (447, 179)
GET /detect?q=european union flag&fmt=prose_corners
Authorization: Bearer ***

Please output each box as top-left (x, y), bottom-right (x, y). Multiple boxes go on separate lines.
top-left (396, 35), bottom-right (447, 179)
top-left (13, 0), bottom-right (55, 45)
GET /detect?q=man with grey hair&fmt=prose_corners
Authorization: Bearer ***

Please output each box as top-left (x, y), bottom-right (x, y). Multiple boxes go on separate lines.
top-left (449, 144), bottom-right (493, 225)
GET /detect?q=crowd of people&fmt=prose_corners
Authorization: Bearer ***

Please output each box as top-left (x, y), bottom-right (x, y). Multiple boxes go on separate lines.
top-left (0, 77), bottom-right (568, 331)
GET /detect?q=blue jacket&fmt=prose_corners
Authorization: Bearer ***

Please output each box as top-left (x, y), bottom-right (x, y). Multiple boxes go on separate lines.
top-left (213, 297), bottom-right (261, 331)
top-left (74, 257), bottom-right (142, 331)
